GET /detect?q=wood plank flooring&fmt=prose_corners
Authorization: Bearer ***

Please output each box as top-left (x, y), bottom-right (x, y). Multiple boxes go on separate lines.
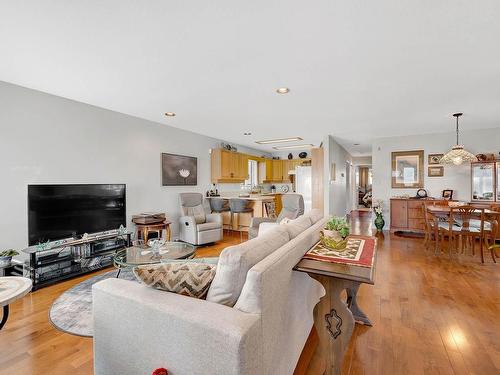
top-left (1, 216), bottom-right (498, 375)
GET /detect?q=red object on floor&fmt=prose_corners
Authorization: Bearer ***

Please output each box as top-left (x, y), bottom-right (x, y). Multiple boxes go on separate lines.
top-left (152, 368), bottom-right (168, 375)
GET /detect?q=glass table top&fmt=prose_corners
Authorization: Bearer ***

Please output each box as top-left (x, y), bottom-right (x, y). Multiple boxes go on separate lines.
top-left (114, 242), bottom-right (196, 267)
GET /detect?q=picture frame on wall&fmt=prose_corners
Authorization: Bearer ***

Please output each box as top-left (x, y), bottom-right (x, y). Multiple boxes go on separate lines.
top-left (428, 153), bottom-right (444, 165)
top-left (442, 189), bottom-right (453, 200)
top-left (391, 150), bottom-right (424, 188)
top-left (161, 153), bottom-right (198, 186)
top-left (428, 166), bottom-right (444, 177)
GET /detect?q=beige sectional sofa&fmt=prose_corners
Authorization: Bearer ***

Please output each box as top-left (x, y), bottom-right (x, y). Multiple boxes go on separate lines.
top-left (92, 209), bottom-right (327, 375)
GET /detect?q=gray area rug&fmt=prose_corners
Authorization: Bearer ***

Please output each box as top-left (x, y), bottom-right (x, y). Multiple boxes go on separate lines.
top-left (49, 269), bottom-right (136, 337)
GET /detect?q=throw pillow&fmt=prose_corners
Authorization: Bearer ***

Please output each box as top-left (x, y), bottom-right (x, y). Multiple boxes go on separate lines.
top-left (133, 262), bottom-right (216, 298)
top-left (283, 215), bottom-right (312, 239)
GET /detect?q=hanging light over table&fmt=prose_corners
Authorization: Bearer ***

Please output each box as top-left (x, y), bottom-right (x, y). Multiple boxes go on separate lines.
top-left (440, 113), bottom-right (477, 165)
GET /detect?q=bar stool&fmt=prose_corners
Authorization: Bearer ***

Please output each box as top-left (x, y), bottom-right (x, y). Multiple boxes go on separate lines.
top-left (229, 198), bottom-right (253, 242)
top-left (209, 198), bottom-right (231, 234)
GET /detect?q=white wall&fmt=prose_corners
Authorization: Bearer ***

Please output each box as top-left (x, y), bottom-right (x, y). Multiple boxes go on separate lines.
top-left (372, 128), bottom-right (500, 225)
top-left (0, 81), bottom-right (268, 253)
top-left (324, 135), bottom-right (353, 217)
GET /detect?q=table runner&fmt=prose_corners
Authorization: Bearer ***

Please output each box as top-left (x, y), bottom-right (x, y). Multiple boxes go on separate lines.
top-left (303, 235), bottom-right (376, 268)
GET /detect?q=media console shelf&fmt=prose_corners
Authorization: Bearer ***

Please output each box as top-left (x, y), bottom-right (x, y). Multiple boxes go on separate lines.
top-left (22, 230), bottom-right (131, 290)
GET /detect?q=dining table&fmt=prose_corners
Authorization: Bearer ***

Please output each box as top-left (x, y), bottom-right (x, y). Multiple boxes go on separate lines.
top-left (425, 205), bottom-right (500, 255)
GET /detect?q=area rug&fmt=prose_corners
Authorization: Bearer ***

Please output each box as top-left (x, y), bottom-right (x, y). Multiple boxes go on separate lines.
top-left (303, 235), bottom-right (376, 268)
top-left (49, 269), bottom-right (136, 337)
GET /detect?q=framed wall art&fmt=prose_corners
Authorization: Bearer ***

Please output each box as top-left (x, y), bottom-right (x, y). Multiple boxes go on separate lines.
top-left (161, 153), bottom-right (198, 186)
top-left (442, 189), bottom-right (453, 200)
top-left (391, 150), bottom-right (424, 188)
top-left (428, 153), bottom-right (444, 165)
top-left (428, 166), bottom-right (444, 177)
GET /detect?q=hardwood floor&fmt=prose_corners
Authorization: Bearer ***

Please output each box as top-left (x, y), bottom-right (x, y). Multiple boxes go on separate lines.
top-left (1, 217), bottom-right (499, 375)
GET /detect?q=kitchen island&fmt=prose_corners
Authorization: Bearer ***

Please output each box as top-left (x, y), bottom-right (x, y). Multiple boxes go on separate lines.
top-left (214, 193), bottom-right (277, 231)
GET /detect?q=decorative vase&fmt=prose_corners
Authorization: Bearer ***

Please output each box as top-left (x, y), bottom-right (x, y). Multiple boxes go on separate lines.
top-left (374, 214), bottom-right (385, 231)
top-left (320, 230), bottom-right (348, 251)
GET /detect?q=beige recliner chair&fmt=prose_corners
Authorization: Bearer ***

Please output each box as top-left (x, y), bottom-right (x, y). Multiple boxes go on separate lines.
top-left (248, 193), bottom-right (305, 239)
top-left (179, 193), bottom-right (223, 245)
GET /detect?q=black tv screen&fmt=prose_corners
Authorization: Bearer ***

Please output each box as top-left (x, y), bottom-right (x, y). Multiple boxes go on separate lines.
top-left (28, 184), bottom-right (126, 246)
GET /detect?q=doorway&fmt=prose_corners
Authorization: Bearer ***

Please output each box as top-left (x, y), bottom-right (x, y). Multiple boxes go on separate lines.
top-left (355, 166), bottom-right (372, 210)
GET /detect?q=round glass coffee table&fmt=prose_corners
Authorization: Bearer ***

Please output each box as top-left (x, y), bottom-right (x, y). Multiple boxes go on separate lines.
top-left (113, 242), bottom-right (196, 276)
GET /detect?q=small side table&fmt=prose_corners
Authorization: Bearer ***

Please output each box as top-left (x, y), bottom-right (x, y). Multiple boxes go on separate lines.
top-left (0, 277), bottom-right (32, 330)
top-left (294, 237), bottom-right (377, 375)
top-left (135, 221), bottom-right (172, 242)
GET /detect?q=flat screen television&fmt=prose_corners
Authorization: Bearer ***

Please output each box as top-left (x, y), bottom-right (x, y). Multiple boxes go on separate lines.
top-left (28, 184), bottom-right (126, 246)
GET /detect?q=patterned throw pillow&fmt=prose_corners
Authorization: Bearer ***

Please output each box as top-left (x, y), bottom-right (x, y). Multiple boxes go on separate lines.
top-left (133, 263), bottom-right (216, 298)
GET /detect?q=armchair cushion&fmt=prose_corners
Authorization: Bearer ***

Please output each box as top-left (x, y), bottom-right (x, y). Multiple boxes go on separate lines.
top-left (197, 222), bottom-right (221, 232)
top-left (206, 226), bottom-right (290, 307)
top-left (133, 263), bottom-right (216, 298)
top-left (185, 204), bottom-right (206, 224)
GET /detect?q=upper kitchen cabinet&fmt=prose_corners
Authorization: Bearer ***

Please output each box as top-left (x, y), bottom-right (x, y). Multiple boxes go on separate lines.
top-left (211, 149), bottom-right (249, 183)
top-left (272, 160), bottom-right (283, 181)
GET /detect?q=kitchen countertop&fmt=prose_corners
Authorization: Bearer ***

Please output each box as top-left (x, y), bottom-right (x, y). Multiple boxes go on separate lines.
top-left (217, 194), bottom-right (275, 201)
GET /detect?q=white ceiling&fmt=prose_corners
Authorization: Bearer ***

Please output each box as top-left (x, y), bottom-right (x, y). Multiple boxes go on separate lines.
top-left (1, 1), bottom-right (499, 156)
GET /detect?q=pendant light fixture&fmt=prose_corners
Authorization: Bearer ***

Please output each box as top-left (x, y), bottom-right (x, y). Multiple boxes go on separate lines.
top-left (440, 113), bottom-right (477, 165)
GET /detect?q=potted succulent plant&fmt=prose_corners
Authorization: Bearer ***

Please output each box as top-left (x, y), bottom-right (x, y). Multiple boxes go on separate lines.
top-left (0, 249), bottom-right (19, 267)
top-left (321, 216), bottom-right (350, 250)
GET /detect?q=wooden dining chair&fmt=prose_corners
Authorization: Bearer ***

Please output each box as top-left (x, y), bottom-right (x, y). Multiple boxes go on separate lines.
top-left (422, 202), bottom-right (441, 251)
top-left (441, 206), bottom-right (486, 262)
top-left (485, 205), bottom-right (500, 262)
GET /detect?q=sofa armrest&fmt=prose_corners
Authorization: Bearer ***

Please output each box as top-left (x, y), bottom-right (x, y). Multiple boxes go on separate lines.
top-left (93, 279), bottom-right (261, 375)
top-left (206, 213), bottom-right (222, 224)
top-left (249, 217), bottom-right (275, 229)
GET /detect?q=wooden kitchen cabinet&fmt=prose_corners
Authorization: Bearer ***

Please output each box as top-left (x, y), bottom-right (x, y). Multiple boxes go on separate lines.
top-left (211, 149), bottom-right (248, 183)
top-left (272, 160), bottom-right (283, 181)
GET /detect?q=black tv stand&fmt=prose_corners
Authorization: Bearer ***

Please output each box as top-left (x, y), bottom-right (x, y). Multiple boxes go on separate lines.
top-left (23, 230), bottom-right (131, 290)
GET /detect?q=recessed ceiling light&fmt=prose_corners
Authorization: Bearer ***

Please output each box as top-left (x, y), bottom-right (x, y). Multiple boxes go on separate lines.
top-left (165, 112), bottom-right (176, 117)
top-left (272, 144), bottom-right (314, 150)
top-left (256, 137), bottom-right (303, 145)
top-left (276, 87), bottom-right (290, 94)
top-left (244, 132), bottom-right (252, 136)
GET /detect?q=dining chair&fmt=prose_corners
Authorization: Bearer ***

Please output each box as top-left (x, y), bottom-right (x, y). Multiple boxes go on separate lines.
top-left (485, 205), bottom-right (500, 262)
top-left (422, 202), bottom-right (441, 251)
top-left (441, 206), bottom-right (486, 261)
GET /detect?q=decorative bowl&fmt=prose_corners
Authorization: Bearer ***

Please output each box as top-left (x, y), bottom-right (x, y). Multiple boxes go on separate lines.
top-left (0, 256), bottom-right (12, 267)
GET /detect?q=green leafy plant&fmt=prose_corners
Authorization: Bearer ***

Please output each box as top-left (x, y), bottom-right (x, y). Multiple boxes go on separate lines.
top-left (0, 249), bottom-right (19, 257)
top-left (325, 216), bottom-right (350, 239)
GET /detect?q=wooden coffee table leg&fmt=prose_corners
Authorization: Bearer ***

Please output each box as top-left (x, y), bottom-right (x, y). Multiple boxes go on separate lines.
top-left (312, 275), bottom-right (355, 375)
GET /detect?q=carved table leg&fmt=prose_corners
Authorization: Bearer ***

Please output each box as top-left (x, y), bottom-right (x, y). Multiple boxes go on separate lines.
top-left (346, 282), bottom-right (372, 326)
top-left (312, 275), bottom-right (355, 375)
